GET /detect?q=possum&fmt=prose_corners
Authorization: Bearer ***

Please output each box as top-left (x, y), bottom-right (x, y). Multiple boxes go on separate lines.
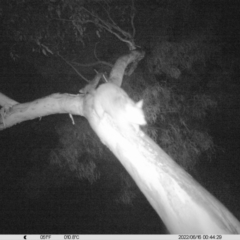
top-left (93, 83), bottom-right (146, 132)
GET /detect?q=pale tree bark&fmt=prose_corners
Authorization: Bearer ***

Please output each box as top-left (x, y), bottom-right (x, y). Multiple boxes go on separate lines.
top-left (0, 51), bottom-right (143, 129)
top-left (89, 116), bottom-right (240, 233)
top-left (0, 92), bottom-right (84, 130)
top-left (1, 51), bottom-right (240, 234)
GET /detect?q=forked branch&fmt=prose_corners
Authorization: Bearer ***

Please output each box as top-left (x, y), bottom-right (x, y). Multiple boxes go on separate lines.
top-left (76, 1), bottom-right (137, 50)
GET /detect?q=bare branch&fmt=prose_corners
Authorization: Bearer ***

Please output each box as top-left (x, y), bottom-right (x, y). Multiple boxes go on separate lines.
top-left (94, 42), bottom-right (101, 62)
top-left (109, 50), bottom-right (145, 86)
top-left (79, 5), bottom-right (136, 50)
top-left (100, 1), bottom-right (118, 26)
top-left (57, 53), bottom-right (89, 82)
top-left (71, 42), bottom-right (113, 69)
top-left (0, 92), bottom-right (19, 108)
top-left (72, 60), bottom-right (113, 69)
top-left (0, 93), bottom-right (84, 130)
top-left (79, 72), bottom-right (104, 94)
top-left (130, 0), bottom-right (136, 38)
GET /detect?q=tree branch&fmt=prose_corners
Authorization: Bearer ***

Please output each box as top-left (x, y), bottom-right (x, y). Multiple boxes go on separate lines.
top-left (0, 93), bottom-right (84, 130)
top-left (57, 53), bottom-right (90, 82)
top-left (130, 0), bottom-right (136, 38)
top-left (109, 50), bottom-right (145, 86)
top-left (78, 5), bottom-right (136, 50)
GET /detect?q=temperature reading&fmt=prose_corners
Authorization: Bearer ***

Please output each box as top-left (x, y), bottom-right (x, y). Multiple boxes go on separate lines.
top-left (72, 235), bottom-right (79, 239)
top-left (64, 235), bottom-right (79, 239)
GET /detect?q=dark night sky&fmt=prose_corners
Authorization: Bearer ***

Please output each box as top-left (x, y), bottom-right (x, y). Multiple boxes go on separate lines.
top-left (0, 0), bottom-right (240, 235)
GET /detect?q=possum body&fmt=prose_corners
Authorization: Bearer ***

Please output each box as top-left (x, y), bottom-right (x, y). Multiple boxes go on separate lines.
top-left (94, 83), bottom-right (146, 131)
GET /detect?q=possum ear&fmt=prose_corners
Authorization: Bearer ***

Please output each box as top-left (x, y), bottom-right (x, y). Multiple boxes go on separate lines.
top-left (136, 100), bottom-right (143, 109)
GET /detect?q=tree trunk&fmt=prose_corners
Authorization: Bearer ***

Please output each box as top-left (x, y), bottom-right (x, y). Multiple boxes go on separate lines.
top-left (81, 51), bottom-right (240, 234)
top-left (87, 111), bottom-right (240, 234)
top-left (1, 50), bottom-right (239, 233)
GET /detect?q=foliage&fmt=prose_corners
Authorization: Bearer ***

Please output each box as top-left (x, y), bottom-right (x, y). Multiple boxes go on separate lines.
top-left (49, 119), bottom-right (102, 184)
top-left (142, 39), bottom-right (218, 169)
top-left (148, 34), bottom-right (212, 79)
top-left (115, 173), bottom-right (137, 205)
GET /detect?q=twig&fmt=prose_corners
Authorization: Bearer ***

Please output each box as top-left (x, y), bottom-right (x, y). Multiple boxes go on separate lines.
top-left (72, 61), bottom-right (113, 68)
top-left (57, 53), bottom-right (89, 82)
top-left (130, 0), bottom-right (136, 38)
top-left (79, 6), bottom-right (136, 50)
top-left (71, 42), bottom-right (113, 69)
